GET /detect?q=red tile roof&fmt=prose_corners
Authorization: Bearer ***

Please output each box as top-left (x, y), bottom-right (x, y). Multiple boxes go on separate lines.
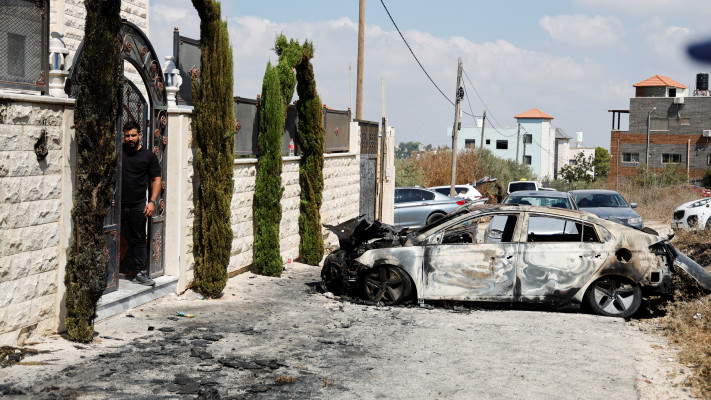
top-left (514, 108), bottom-right (554, 119)
top-left (633, 75), bottom-right (687, 89)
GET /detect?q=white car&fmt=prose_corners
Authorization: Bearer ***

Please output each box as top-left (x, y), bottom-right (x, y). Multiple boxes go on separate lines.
top-left (428, 184), bottom-right (484, 202)
top-left (672, 197), bottom-right (711, 231)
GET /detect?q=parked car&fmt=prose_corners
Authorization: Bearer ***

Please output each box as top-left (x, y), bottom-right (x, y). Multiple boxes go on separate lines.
top-left (507, 180), bottom-right (539, 194)
top-left (684, 184), bottom-right (711, 198)
top-left (569, 189), bottom-right (643, 230)
top-left (502, 190), bottom-right (578, 210)
top-left (672, 197), bottom-right (711, 231)
top-left (394, 187), bottom-right (466, 229)
top-left (428, 184), bottom-right (484, 202)
top-left (322, 205), bottom-right (711, 318)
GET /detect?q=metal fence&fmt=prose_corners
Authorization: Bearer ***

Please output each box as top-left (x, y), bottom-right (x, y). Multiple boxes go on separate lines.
top-left (172, 28), bottom-right (199, 106)
top-left (357, 119), bottom-right (380, 155)
top-left (0, 0), bottom-right (48, 93)
top-left (234, 97), bottom-right (352, 156)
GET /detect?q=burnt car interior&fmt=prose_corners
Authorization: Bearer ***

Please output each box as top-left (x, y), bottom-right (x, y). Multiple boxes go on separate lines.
top-left (432, 214), bottom-right (518, 245)
top-left (526, 216), bottom-right (600, 243)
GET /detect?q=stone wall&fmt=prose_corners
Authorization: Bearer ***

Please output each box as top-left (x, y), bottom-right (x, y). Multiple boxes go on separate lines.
top-left (51, 0), bottom-right (149, 70)
top-left (0, 94), bottom-right (74, 346)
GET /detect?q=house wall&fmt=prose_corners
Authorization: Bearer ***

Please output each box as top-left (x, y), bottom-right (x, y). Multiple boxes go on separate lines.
top-left (0, 93), bottom-right (75, 346)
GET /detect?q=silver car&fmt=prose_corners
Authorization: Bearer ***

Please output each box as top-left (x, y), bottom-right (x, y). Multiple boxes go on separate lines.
top-left (503, 190), bottom-right (578, 210)
top-left (322, 205), bottom-right (711, 318)
top-left (570, 189), bottom-right (643, 229)
top-left (394, 187), bottom-right (466, 229)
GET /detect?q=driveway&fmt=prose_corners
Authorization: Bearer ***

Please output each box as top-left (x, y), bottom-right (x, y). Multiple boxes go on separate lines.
top-left (0, 263), bottom-right (695, 399)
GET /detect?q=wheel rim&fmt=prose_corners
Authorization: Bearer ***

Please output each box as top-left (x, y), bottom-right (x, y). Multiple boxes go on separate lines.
top-left (363, 266), bottom-right (406, 304)
top-left (591, 278), bottom-right (636, 315)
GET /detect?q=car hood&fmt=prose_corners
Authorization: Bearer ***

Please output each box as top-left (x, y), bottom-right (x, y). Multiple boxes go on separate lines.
top-left (675, 198), bottom-right (711, 211)
top-left (578, 207), bottom-right (640, 220)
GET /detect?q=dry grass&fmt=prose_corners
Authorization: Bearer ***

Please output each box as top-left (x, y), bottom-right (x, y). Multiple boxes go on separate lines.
top-left (660, 229), bottom-right (711, 398)
top-left (614, 183), bottom-right (699, 225)
top-left (411, 149), bottom-right (483, 187)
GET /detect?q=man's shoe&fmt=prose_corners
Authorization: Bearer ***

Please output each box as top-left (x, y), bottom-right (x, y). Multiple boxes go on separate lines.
top-left (133, 272), bottom-right (155, 286)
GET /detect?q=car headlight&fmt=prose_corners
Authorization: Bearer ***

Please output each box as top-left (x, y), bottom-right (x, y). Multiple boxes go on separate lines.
top-left (629, 217), bottom-right (642, 225)
top-left (691, 198), bottom-right (711, 208)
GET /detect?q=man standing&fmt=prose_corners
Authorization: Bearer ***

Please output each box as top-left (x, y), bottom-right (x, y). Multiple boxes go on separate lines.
top-left (121, 121), bottom-right (162, 286)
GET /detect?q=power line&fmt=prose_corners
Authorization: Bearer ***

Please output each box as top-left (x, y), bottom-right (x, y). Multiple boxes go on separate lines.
top-left (461, 68), bottom-right (508, 129)
top-left (380, 0), bottom-right (454, 106)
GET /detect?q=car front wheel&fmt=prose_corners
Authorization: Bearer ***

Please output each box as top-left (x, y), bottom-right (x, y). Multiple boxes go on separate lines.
top-left (426, 212), bottom-right (445, 225)
top-left (585, 277), bottom-right (642, 318)
top-left (361, 265), bottom-right (412, 305)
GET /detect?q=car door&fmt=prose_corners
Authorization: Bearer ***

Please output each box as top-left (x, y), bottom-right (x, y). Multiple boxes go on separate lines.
top-left (420, 212), bottom-right (521, 301)
top-left (516, 213), bottom-right (609, 301)
top-left (395, 188), bottom-right (434, 228)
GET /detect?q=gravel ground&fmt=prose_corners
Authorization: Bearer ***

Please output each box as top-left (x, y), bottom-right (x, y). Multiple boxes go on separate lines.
top-left (0, 262), bottom-right (699, 399)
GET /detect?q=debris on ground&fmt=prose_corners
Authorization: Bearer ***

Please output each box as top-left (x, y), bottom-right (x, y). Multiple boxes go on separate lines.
top-left (0, 346), bottom-right (47, 368)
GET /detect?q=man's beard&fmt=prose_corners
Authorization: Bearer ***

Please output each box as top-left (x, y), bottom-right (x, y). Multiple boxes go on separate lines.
top-left (124, 141), bottom-right (139, 151)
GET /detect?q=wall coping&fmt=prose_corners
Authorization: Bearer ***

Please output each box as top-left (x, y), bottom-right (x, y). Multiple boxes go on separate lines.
top-left (233, 152), bottom-right (357, 165)
top-left (167, 106), bottom-right (195, 115)
top-left (0, 91), bottom-right (75, 106)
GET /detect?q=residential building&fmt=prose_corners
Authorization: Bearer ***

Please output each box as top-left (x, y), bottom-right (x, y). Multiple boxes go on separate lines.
top-left (609, 74), bottom-right (711, 185)
top-left (453, 108), bottom-right (570, 180)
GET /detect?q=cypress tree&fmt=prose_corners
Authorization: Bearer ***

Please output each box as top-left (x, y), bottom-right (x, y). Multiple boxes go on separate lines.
top-left (191, 0), bottom-right (235, 297)
top-left (295, 42), bottom-right (325, 265)
top-left (254, 63), bottom-right (284, 276)
top-left (64, 0), bottom-right (123, 342)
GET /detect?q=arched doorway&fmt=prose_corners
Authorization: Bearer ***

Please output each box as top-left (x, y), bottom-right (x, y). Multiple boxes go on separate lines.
top-left (66, 20), bottom-right (168, 293)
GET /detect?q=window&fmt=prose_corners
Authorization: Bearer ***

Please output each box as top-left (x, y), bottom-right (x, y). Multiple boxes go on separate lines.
top-left (650, 118), bottom-right (669, 131)
top-left (464, 139), bottom-right (476, 148)
top-left (524, 134), bottom-right (533, 144)
top-left (680, 118), bottom-right (690, 126)
top-left (395, 188), bottom-right (435, 203)
top-left (524, 155), bottom-right (532, 165)
top-left (662, 153), bottom-right (682, 164)
top-left (496, 140), bottom-right (508, 150)
top-left (622, 153), bottom-right (639, 163)
top-left (708, 154), bottom-right (711, 166)
top-left (569, 159), bottom-right (577, 166)
top-left (0, 0), bottom-right (49, 92)
top-left (431, 214), bottom-right (519, 245)
top-left (526, 216), bottom-right (600, 243)
top-left (485, 139), bottom-right (491, 145)
top-left (669, 88), bottom-right (677, 97)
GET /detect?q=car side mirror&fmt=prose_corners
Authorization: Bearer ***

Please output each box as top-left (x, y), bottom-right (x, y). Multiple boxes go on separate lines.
top-left (630, 202), bottom-right (637, 208)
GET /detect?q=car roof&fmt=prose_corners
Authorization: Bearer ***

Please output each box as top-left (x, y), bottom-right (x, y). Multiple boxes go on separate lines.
top-left (428, 184), bottom-right (474, 189)
top-left (569, 189), bottom-right (620, 195)
top-left (507, 190), bottom-right (570, 198)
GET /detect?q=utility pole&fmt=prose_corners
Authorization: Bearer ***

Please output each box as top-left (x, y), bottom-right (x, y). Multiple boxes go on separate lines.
top-left (349, 63), bottom-right (352, 113)
top-left (516, 123), bottom-right (520, 162)
top-left (646, 107), bottom-right (656, 167)
top-left (479, 110), bottom-right (486, 149)
top-left (522, 130), bottom-right (527, 165)
top-left (450, 58), bottom-right (463, 197)
top-left (377, 78), bottom-right (387, 220)
top-left (356, 0), bottom-right (365, 120)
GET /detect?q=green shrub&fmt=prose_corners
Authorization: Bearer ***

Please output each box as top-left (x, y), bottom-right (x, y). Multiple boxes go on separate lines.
top-left (191, 0), bottom-right (235, 297)
top-left (295, 42), bottom-right (325, 265)
top-left (253, 63), bottom-right (284, 276)
top-left (64, 0), bottom-right (123, 343)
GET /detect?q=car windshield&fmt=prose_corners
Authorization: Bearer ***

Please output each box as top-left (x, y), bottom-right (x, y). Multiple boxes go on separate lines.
top-left (575, 193), bottom-right (629, 208)
top-left (509, 182), bottom-right (537, 192)
top-left (504, 195), bottom-right (572, 209)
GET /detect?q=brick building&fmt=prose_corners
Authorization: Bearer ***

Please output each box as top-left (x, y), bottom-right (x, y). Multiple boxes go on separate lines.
top-left (609, 74), bottom-right (711, 185)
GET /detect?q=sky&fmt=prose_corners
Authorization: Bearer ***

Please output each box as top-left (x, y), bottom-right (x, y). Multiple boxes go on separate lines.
top-left (148, 0), bottom-right (711, 150)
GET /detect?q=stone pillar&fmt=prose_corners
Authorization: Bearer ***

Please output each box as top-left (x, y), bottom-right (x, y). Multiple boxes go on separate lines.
top-left (48, 32), bottom-right (69, 98)
top-left (380, 126), bottom-right (395, 224)
top-left (162, 56), bottom-right (182, 108)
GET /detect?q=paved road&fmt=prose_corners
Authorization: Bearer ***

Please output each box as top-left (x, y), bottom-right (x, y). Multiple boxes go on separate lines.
top-left (1, 263), bottom-right (645, 399)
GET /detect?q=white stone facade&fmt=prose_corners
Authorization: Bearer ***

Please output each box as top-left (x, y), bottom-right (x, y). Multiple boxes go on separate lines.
top-left (0, 94), bottom-right (75, 346)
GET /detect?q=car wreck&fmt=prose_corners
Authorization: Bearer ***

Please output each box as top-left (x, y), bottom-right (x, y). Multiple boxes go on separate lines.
top-left (322, 204), bottom-right (711, 317)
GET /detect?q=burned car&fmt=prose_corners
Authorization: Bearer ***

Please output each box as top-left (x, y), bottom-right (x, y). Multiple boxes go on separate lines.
top-left (322, 205), bottom-right (711, 318)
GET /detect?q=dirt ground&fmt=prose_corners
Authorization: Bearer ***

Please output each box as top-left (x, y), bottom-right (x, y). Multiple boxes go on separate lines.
top-left (0, 262), bottom-right (702, 400)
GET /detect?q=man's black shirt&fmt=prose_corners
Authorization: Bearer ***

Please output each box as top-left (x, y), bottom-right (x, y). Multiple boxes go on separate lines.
top-left (121, 144), bottom-right (161, 204)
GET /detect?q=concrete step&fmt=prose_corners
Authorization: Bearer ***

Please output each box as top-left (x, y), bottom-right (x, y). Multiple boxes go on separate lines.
top-left (96, 276), bottom-right (177, 321)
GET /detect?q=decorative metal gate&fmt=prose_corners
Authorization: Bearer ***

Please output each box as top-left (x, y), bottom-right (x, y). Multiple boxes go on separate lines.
top-left (67, 21), bottom-right (168, 293)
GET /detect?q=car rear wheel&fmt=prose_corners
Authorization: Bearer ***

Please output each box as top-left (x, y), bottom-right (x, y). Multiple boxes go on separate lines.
top-left (426, 212), bottom-right (446, 225)
top-left (361, 265), bottom-right (412, 305)
top-left (585, 277), bottom-right (642, 318)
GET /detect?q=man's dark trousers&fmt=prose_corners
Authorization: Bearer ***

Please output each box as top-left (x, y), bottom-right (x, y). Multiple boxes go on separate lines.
top-left (122, 202), bottom-right (148, 273)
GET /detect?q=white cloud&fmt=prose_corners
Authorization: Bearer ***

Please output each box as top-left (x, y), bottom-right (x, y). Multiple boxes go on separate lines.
top-left (539, 14), bottom-right (625, 48)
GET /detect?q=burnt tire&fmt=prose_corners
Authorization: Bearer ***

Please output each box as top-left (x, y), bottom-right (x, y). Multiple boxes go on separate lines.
top-left (585, 276), bottom-right (642, 318)
top-left (426, 212), bottom-right (446, 225)
top-left (321, 250), bottom-right (349, 295)
top-left (360, 265), bottom-right (412, 305)
top-left (641, 227), bottom-right (659, 236)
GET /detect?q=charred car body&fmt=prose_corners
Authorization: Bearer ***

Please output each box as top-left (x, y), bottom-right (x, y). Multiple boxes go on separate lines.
top-left (322, 204), bottom-right (711, 318)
